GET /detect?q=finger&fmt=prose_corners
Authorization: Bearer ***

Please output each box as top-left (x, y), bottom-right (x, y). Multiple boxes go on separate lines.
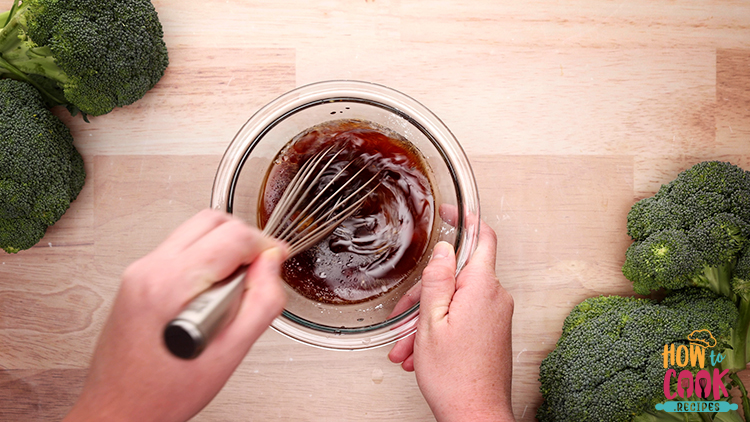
top-left (438, 203), bottom-right (458, 226)
top-left (387, 282), bottom-right (421, 319)
top-left (156, 209), bottom-right (234, 254)
top-left (455, 221), bottom-right (500, 294)
top-left (419, 241), bottom-right (457, 324)
top-left (180, 220), bottom-right (280, 296)
top-left (466, 220), bottom-right (498, 273)
top-left (388, 335), bottom-right (415, 364)
top-left (438, 205), bottom-right (489, 270)
top-left (438, 204), bottom-right (480, 231)
top-left (401, 354), bottom-right (415, 372)
top-left (211, 247), bottom-right (287, 356)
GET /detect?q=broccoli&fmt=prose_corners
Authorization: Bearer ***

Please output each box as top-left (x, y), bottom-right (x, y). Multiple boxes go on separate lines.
top-left (537, 288), bottom-right (741, 422)
top-left (622, 161), bottom-right (750, 371)
top-left (0, 78), bottom-right (85, 253)
top-left (0, 0), bottom-right (168, 117)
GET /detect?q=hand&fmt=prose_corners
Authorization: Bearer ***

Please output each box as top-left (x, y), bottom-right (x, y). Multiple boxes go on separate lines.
top-left (388, 211), bottom-right (515, 422)
top-left (64, 209), bottom-right (288, 422)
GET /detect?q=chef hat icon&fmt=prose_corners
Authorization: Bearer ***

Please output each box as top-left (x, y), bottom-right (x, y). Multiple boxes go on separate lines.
top-left (688, 329), bottom-right (717, 348)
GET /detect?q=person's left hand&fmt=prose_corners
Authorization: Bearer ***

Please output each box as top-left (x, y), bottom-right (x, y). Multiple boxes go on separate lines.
top-left (388, 208), bottom-right (515, 421)
top-left (64, 209), bottom-right (288, 422)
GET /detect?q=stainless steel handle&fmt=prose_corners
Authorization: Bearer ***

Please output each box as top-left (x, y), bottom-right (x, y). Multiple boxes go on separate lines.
top-left (163, 266), bottom-right (247, 359)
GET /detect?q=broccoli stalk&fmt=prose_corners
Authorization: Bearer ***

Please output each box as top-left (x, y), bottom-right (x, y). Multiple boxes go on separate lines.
top-left (725, 296), bottom-right (750, 373)
top-left (692, 258), bottom-right (750, 373)
top-left (730, 373), bottom-right (750, 422)
top-left (729, 249), bottom-right (750, 375)
top-left (0, 1), bottom-right (68, 107)
top-left (0, 0), bottom-right (168, 117)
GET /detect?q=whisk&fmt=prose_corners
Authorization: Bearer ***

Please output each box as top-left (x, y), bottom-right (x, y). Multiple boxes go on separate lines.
top-left (164, 146), bottom-right (380, 359)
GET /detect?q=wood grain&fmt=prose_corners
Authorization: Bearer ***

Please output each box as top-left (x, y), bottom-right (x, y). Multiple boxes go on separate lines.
top-left (0, 369), bottom-right (86, 421)
top-left (1, 1), bottom-right (750, 421)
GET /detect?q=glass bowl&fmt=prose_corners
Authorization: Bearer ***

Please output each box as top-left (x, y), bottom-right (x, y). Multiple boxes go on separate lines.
top-left (211, 80), bottom-right (480, 350)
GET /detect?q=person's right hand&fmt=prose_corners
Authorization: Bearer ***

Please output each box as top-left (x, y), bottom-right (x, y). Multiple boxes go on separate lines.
top-left (64, 209), bottom-right (287, 422)
top-left (389, 212), bottom-right (515, 422)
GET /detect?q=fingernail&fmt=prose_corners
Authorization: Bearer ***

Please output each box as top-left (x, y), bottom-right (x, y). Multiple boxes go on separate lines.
top-left (431, 241), bottom-right (452, 261)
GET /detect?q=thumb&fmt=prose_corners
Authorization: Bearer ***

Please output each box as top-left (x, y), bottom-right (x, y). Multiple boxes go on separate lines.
top-left (420, 241), bottom-right (457, 324)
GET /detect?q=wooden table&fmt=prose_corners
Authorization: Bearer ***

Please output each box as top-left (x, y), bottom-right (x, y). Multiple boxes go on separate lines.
top-left (1, 1), bottom-right (749, 420)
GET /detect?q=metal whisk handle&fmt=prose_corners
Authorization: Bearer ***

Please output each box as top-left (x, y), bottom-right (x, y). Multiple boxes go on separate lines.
top-left (164, 266), bottom-right (247, 359)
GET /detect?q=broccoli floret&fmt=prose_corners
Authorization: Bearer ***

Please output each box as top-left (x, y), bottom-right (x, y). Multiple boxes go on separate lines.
top-left (0, 0), bottom-right (168, 117)
top-left (537, 288), bottom-right (740, 422)
top-left (622, 161), bottom-right (750, 371)
top-left (0, 78), bottom-right (85, 253)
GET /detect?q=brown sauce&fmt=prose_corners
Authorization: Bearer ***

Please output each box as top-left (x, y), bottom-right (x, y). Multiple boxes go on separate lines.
top-left (259, 119), bottom-right (434, 304)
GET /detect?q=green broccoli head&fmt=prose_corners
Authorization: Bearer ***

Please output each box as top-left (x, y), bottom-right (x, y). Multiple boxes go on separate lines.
top-left (537, 288), bottom-right (739, 422)
top-left (0, 0), bottom-right (168, 117)
top-left (0, 78), bottom-right (85, 253)
top-left (622, 229), bottom-right (701, 294)
top-left (623, 161), bottom-right (750, 296)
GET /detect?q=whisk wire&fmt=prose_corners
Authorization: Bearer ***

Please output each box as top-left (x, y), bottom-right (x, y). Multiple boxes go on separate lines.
top-left (285, 170), bottom-right (381, 242)
top-left (277, 160), bottom-right (370, 242)
top-left (263, 145), bottom-right (338, 238)
top-left (275, 156), bottom-right (355, 241)
top-left (287, 180), bottom-right (382, 257)
top-left (280, 169), bottom-right (381, 252)
top-left (262, 145), bottom-right (382, 258)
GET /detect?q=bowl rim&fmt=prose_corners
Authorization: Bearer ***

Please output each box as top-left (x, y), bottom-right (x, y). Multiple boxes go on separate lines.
top-left (211, 80), bottom-right (480, 350)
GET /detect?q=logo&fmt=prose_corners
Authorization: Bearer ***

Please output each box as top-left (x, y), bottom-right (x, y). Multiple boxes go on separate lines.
top-left (657, 330), bottom-right (738, 413)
